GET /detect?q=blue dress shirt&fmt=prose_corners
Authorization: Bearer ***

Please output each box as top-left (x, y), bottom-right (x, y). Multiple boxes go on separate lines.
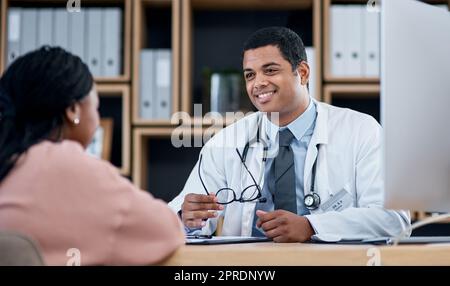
top-left (253, 98), bottom-right (317, 230)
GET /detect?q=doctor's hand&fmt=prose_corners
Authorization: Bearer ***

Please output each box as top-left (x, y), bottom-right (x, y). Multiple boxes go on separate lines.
top-left (181, 193), bottom-right (224, 228)
top-left (256, 210), bottom-right (315, 243)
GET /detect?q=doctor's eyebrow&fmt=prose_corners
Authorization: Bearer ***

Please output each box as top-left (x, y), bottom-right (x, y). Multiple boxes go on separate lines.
top-left (243, 62), bottom-right (281, 73)
top-left (261, 62), bottom-right (281, 68)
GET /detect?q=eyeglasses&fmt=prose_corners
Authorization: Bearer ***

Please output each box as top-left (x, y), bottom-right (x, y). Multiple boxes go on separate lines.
top-left (198, 149), bottom-right (264, 205)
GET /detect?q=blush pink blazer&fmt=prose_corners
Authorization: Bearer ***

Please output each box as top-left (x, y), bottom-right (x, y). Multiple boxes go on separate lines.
top-left (0, 140), bottom-right (184, 265)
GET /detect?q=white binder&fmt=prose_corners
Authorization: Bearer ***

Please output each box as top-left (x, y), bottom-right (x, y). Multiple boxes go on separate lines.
top-left (155, 49), bottom-right (172, 120)
top-left (363, 10), bottom-right (380, 77)
top-left (86, 9), bottom-right (103, 76)
top-left (102, 8), bottom-right (122, 77)
top-left (345, 6), bottom-right (363, 77)
top-left (139, 50), bottom-right (155, 119)
top-left (53, 9), bottom-right (69, 50)
top-left (305, 47), bottom-right (318, 100)
top-left (7, 8), bottom-right (21, 66)
top-left (330, 5), bottom-right (346, 77)
top-left (69, 9), bottom-right (85, 62)
top-left (20, 9), bottom-right (37, 55)
top-left (37, 9), bottom-right (53, 48)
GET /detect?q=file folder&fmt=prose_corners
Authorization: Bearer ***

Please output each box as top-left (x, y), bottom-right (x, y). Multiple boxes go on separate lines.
top-left (102, 8), bottom-right (122, 77)
top-left (86, 8), bottom-right (103, 76)
top-left (155, 49), bottom-right (172, 120)
top-left (37, 9), bottom-right (53, 48)
top-left (140, 50), bottom-right (155, 119)
top-left (330, 5), bottom-right (346, 76)
top-left (305, 47), bottom-right (317, 100)
top-left (363, 9), bottom-right (380, 77)
top-left (345, 6), bottom-right (363, 77)
top-left (7, 8), bottom-right (21, 66)
top-left (69, 9), bottom-right (85, 62)
top-left (53, 9), bottom-right (69, 50)
top-left (20, 9), bottom-right (37, 55)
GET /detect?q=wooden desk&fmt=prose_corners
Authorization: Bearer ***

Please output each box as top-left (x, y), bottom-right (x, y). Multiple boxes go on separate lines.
top-left (160, 242), bottom-right (450, 266)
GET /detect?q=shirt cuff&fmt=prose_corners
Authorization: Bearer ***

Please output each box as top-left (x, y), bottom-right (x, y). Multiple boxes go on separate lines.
top-left (304, 214), bottom-right (321, 235)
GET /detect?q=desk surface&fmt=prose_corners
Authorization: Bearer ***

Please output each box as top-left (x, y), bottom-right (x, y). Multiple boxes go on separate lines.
top-left (160, 242), bottom-right (450, 266)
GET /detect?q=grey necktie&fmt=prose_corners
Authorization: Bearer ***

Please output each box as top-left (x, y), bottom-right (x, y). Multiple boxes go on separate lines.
top-left (273, 129), bottom-right (297, 213)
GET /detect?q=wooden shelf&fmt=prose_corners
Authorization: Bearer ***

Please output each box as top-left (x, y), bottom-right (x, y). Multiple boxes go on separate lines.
top-left (96, 84), bottom-right (131, 176)
top-left (0, 0), bottom-right (132, 82)
top-left (323, 84), bottom-right (379, 104)
top-left (324, 77), bottom-right (379, 84)
top-left (323, 84), bottom-right (380, 121)
top-left (132, 0), bottom-right (181, 125)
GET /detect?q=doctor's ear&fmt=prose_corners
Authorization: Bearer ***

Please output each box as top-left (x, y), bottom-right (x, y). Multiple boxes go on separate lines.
top-left (296, 61), bottom-right (310, 86)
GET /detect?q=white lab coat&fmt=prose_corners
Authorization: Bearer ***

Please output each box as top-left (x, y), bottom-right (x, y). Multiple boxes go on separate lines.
top-left (169, 100), bottom-right (411, 239)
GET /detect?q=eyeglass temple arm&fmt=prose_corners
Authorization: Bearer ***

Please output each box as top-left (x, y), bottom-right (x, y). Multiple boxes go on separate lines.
top-left (198, 155), bottom-right (211, 195)
top-left (235, 149), bottom-right (263, 193)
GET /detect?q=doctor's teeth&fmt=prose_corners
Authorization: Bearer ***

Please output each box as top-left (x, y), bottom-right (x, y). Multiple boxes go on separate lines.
top-left (257, 92), bottom-right (273, 98)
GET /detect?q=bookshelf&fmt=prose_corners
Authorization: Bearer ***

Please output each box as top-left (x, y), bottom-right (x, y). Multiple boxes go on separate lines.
top-left (0, 0), bottom-right (131, 83)
top-left (132, 0), bottom-right (181, 126)
top-left (96, 84), bottom-right (130, 175)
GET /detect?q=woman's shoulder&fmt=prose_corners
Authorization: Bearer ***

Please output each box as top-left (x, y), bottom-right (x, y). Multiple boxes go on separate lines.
top-left (27, 140), bottom-right (114, 173)
top-left (29, 140), bottom-right (88, 161)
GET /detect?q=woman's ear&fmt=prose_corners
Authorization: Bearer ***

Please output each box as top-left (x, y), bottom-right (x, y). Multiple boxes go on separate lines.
top-left (64, 102), bottom-right (81, 125)
top-left (297, 61), bottom-right (310, 86)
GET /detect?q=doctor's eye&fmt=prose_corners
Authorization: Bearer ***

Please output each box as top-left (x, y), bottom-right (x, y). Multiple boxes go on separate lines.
top-left (264, 68), bottom-right (278, 74)
top-left (244, 72), bottom-right (255, 81)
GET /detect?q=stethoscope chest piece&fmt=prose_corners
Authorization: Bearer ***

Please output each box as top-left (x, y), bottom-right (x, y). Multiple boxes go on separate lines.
top-left (304, 192), bottom-right (321, 210)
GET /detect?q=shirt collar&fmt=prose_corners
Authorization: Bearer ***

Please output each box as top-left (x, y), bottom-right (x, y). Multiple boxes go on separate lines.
top-left (264, 97), bottom-right (317, 143)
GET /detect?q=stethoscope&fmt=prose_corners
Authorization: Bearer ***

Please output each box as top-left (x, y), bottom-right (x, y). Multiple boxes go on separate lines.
top-left (239, 114), bottom-right (321, 210)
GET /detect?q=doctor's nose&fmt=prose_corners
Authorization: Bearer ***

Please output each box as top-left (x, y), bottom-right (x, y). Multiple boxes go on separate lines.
top-left (253, 74), bottom-right (269, 91)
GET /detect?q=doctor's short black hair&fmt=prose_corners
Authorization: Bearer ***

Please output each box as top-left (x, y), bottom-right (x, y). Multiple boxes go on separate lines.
top-left (242, 26), bottom-right (307, 71)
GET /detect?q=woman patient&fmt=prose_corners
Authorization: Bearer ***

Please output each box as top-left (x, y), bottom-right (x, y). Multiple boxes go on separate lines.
top-left (0, 46), bottom-right (184, 265)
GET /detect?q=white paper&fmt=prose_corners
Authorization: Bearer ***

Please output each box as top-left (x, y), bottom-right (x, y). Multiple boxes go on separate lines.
top-left (8, 13), bottom-right (20, 41)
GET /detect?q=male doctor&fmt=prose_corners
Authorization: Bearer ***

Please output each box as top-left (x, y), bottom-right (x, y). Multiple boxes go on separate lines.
top-left (169, 26), bottom-right (410, 242)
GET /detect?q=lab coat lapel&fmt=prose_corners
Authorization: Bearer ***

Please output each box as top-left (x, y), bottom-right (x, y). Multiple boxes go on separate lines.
top-left (304, 101), bottom-right (330, 212)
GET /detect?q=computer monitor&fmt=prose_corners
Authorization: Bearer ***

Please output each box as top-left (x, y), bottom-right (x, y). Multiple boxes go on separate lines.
top-left (382, 0), bottom-right (450, 212)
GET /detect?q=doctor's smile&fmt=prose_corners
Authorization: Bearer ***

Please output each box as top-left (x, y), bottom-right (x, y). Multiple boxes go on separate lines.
top-left (254, 90), bottom-right (276, 104)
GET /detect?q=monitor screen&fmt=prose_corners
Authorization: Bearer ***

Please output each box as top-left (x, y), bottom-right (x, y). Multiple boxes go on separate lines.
top-left (382, 0), bottom-right (450, 212)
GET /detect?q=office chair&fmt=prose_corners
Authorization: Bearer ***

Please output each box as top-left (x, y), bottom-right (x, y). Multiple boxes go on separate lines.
top-left (0, 231), bottom-right (45, 266)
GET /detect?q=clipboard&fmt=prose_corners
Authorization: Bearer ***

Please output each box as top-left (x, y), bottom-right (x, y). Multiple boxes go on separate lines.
top-left (186, 236), bottom-right (271, 245)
